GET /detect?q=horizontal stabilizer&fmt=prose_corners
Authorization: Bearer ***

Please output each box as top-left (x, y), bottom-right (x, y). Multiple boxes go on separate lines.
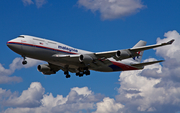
top-left (131, 60), bottom-right (164, 67)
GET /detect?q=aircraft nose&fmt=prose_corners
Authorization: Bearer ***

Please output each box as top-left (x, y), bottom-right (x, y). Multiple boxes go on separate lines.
top-left (7, 41), bottom-right (14, 50)
top-left (7, 40), bottom-right (22, 54)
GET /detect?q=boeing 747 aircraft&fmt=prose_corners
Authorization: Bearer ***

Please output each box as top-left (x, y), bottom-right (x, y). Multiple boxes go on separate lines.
top-left (7, 35), bottom-right (174, 78)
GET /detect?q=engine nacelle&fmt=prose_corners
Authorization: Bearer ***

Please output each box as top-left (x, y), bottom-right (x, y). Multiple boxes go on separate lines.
top-left (37, 64), bottom-right (56, 75)
top-left (116, 50), bottom-right (131, 59)
top-left (79, 54), bottom-right (93, 63)
top-left (37, 64), bottom-right (51, 72)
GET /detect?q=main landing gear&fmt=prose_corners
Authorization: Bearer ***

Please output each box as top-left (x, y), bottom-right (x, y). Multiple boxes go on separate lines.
top-left (64, 71), bottom-right (70, 78)
top-left (76, 68), bottom-right (90, 77)
top-left (63, 68), bottom-right (90, 78)
top-left (22, 55), bottom-right (27, 65)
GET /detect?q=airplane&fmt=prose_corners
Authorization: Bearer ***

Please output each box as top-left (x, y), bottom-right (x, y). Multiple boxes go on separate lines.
top-left (7, 35), bottom-right (174, 78)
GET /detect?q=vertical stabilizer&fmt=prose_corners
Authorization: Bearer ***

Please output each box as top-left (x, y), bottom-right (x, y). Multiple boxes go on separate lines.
top-left (132, 40), bottom-right (147, 62)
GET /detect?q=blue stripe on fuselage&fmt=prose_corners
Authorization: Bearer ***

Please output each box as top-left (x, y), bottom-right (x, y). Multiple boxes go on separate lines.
top-left (109, 64), bottom-right (123, 71)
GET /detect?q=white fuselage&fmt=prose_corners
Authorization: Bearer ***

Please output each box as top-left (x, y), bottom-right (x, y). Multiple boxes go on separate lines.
top-left (7, 35), bottom-right (140, 73)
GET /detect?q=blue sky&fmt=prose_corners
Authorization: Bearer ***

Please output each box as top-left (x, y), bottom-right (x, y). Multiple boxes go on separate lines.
top-left (1, 0), bottom-right (180, 113)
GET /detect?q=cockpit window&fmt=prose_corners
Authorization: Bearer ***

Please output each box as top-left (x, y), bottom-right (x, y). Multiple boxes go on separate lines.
top-left (18, 36), bottom-right (25, 38)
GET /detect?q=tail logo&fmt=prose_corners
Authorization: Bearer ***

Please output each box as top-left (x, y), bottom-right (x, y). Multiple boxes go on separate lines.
top-left (133, 51), bottom-right (142, 61)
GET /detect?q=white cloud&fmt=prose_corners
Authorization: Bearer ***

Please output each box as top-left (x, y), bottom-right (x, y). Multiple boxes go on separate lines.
top-left (155, 30), bottom-right (180, 60)
top-left (77, 0), bottom-right (145, 20)
top-left (71, 87), bottom-right (92, 96)
top-left (4, 82), bottom-right (45, 108)
top-left (1, 82), bottom-right (104, 113)
top-left (0, 88), bottom-right (18, 102)
top-left (22, 0), bottom-right (34, 6)
top-left (22, 0), bottom-right (47, 8)
top-left (35, 0), bottom-right (47, 8)
top-left (93, 97), bottom-right (124, 113)
top-left (0, 57), bottom-right (42, 84)
top-left (114, 30), bottom-right (180, 113)
top-left (115, 61), bottom-right (180, 113)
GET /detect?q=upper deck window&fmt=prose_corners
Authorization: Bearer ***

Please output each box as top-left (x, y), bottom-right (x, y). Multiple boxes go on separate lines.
top-left (18, 36), bottom-right (25, 38)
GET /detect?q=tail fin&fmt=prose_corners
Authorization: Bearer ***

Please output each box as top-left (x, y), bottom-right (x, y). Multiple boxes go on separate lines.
top-left (132, 40), bottom-right (147, 62)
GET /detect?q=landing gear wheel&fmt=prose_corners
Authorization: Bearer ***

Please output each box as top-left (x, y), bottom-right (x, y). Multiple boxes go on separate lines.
top-left (79, 72), bottom-right (84, 77)
top-left (22, 55), bottom-right (27, 65)
top-left (22, 60), bottom-right (27, 65)
top-left (76, 72), bottom-right (80, 76)
top-left (79, 74), bottom-right (83, 77)
top-left (84, 70), bottom-right (90, 75)
top-left (64, 71), bottom-right (70, 78)
top-left (66, 74), bottom-right (71, 78)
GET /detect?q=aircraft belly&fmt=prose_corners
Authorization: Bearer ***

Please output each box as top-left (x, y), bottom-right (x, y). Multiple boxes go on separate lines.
top-left (22, 45), bottom-right (35, 56)
top-left (91, 66), bottom-right (114, 72)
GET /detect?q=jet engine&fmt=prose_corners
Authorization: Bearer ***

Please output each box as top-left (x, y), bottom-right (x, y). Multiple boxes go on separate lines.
top-left (79, 54), bottom-right (93, 63)
top-left (116, 50), bottom-right (131, 59)
top-left (37, 64), bottom-right (56, 75)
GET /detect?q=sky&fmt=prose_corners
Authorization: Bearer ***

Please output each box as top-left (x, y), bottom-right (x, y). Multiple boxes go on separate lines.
top-left (1, 0), bottom-right (180, 113)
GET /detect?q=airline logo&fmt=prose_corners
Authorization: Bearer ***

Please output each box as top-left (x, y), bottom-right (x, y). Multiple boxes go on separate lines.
top-left (58, 46), bottom-right (78, 52)
top-left (21, 40), bottom-right (26, 43)
top-left (133, 51), bottom-right (142, 61)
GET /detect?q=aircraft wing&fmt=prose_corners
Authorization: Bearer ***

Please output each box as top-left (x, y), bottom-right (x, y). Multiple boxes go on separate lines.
top-left (131, 60), bottom-right (164, 67)
top-left (52, 39), bottom-right (174, 64)
top-left (52, 54), bottom-right (112, 67)
top-left (95, 39), bottom-right (174, 61)
top-left (129, 39), bottom-right (174, 52)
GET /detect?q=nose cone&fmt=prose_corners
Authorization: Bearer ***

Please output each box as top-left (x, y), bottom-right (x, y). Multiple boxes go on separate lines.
top-left (7, 40), bottom-right (22, 55)
top-left (7, 41), bottom-right (14, 50)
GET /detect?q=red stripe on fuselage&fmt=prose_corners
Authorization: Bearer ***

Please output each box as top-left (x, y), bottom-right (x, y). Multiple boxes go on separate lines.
top-left (111, 61), bottom-right (138, 71)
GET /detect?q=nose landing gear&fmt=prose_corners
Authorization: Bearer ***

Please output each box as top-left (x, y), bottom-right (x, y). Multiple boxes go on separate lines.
top-left (22, 60), bottom-right (27, 65)
top-left (22, 55), bottom-right (27, 65)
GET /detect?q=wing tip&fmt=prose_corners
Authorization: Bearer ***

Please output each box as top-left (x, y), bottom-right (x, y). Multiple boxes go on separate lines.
top-left (167, 39), bottom-right (175, 44)
top-left (158, 60), bottom-right (165, 62)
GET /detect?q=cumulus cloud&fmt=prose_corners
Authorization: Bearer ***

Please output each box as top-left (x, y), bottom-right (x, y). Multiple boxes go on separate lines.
top-left (1, 82), bottom-right (104, 113)
top-left (114, 30), bottom-right (180, 113)
top-left (22, 0), bottom-right (47, 8)
top-left (4, 82), bottom-right (45, 108)
top-left (0, 88), bottom-right (18, 102)
top-left (93, 97), bottom-right (124, 113)
top-left (116, 63), bottom-right (180, 113)
top-left (0, 57), bottom-right (42, 84)
top-left (155, 30), bottom-right (180, 61)
top-left (77, 0), bottom-right (145, 20)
